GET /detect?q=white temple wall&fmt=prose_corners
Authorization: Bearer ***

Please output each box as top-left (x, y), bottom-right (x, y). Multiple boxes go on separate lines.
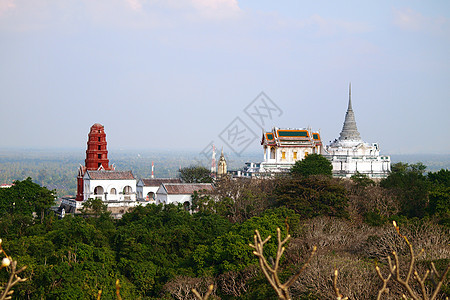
top-left (156, 192), bottom-right (167, 205)
top-left (84, 179), bottom-right (136, 202)
top-left (331, 156), bottom-right (391, 178)
top-left (136, 182), bottom-right (158, 201)
top-left (167, 194), bottom-right (192, 205)
top-left (156, 193), bottom-right (191, 205)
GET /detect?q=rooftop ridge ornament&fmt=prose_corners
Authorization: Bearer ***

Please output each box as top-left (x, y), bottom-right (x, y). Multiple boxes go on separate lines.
top-left (338, 83), bottom-right (361, 141)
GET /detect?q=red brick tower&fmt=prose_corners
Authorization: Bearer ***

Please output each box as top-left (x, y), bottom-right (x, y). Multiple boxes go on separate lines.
top-left (76, 123), bottom-right (113, 201)
top-left (85, 123), bottom-right (111, 170)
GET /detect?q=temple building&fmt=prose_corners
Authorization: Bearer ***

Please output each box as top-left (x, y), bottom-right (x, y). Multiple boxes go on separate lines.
top-left (156, 183), bottom-right (214, 208)
top-left (324, 84), bottom-right (390, 178)
top-left (242, 127), bottom-right (323, 176)
top-left (81, 170), bottom-right (136, 202)
top-left (60, 123), bottom-right (150, 218)
top-left (217, 149), bottom-right (227, 178)
top-left (76, 123), bottom-right (114, 201)
top-left (136, 178), bottom-right (182, 202)
top-left (58, 123), bottom-right (217, 218)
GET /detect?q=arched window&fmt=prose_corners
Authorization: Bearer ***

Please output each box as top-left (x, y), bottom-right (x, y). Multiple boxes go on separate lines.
top-left (123, 186), bottom-right (132, 195)
top-left (270, 147), bottom-right (275, 159)
top-left (94, 186), bottom-right (104, 195)
top-left (110, 188), bottom-right (116, 195)
top-left (183, 201), bottom-right (190, 211)
top-left (147, 192), bottom-right (155, 201)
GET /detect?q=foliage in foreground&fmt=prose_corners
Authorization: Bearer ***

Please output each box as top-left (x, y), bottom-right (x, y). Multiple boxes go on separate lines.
top-left (0, 162), bottom-right (449, 299)
top-left (194, 221), bottom-right (449, 300)
top-left (2, 221), bottom-right (448, 300)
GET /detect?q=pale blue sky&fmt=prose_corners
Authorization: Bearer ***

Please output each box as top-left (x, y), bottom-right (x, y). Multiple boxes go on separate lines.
top-left (0, 0), bottom-right (449, 155)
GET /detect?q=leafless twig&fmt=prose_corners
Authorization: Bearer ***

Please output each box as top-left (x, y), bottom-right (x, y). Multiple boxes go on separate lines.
top-left (115, 279), bottom-right (122, 300)
top-left (249, 227), bottom-right (317, 300)
top-left (375, 221), bottom-right (449, 300)
top-left (192, 284), bottom-right (214, 300)
top-left (333, 269), bottom-right (349, 300)
top-left (0, 240), bottom-right (28, 300)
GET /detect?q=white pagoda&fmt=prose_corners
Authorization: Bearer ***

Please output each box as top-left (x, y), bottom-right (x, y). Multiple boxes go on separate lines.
top-left (324, 84), bottom-right (390, 178)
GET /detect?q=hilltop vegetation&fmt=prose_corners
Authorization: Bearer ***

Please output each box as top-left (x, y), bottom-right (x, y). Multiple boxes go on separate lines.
top-left (0, 161), bottom-right (448, 299)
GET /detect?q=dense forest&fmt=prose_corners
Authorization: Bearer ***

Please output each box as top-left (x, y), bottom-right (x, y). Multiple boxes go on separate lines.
top-left (0, 159), bottom-right (448, 299)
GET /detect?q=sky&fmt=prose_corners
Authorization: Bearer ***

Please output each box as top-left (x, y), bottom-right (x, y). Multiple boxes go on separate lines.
top-left (0, 0), bottom-right (449, 156)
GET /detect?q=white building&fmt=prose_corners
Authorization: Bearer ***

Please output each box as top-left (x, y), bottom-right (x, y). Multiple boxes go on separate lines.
top-left (241, 127), bottom-right (323, 176)
top-left (83, 170), bottom-right (137, 202)
top-left (324, 84), bottom-right (391, 178)
top-left (136, 178), bottom-right (181, 202)
top-left (156, 183), bottom-right (214, 207)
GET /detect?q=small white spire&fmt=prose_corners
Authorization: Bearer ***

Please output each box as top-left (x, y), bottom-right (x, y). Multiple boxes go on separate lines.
top-left (348, 82), bottom-right (353, 111)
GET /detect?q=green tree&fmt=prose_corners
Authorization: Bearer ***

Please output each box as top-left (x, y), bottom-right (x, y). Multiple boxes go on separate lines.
top-left (80, 198), bottom-right (109, 216)
top-left (428, 169), bottom-right (450, 187)
top-left (0, 177), bottom-right (55, 222)
top-left (191, 191), bottom-right (214, 212)
top-left (179, 166), bottom-right (213, 183)
top-left (381, 162), bottom-right (430, 218)
top-left (196, 207), bottom-right (298, 275)
top-left (428, 186), bottom-right (450, 225)
top-left (351, 172), bottom-right (375, 188)
top-left (290, 154), bottom-right (332, 177)
top-left (273, 176), bottom-right (348, 218)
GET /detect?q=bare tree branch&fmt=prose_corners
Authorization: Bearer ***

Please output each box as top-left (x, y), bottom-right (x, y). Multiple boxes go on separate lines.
top-left (333, 269), bottom-right (348, 300)
top-left (0, 240), bottom-right (27, 300)
top-left (249, 227), bottom-right (317, 300)
top-left (376, 221), bottom-right (449, 300)
top-left (192, 284), bottom-right (214, 300)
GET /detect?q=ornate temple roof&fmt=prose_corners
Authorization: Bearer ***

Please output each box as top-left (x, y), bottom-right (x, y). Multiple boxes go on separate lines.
top-left (261, 127), bottom-right (322, 147)
top-left (338, 83), bottom-right (361, 142)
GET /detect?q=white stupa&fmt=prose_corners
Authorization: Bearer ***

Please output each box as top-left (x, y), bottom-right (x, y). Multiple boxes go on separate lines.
top-left (325, 84), bottom-right (391, 178)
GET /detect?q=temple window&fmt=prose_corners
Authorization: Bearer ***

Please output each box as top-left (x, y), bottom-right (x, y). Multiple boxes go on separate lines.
top-left (281, 151), bottom-right (286, 160)
top-left (293, 151), bottom-right (297, 160)
top-left (110, 188), bottom-right (116, 195)
top-left (270, 147), bottom-right (275, 159)
top-left (305, 151), bottom-right (309, 157)
top-left (98, 154), bottom-right (101, 159)
top-left (94, 186), bottom-right (104, 195)
top-left (123, 186), bottom-right (132, 195)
